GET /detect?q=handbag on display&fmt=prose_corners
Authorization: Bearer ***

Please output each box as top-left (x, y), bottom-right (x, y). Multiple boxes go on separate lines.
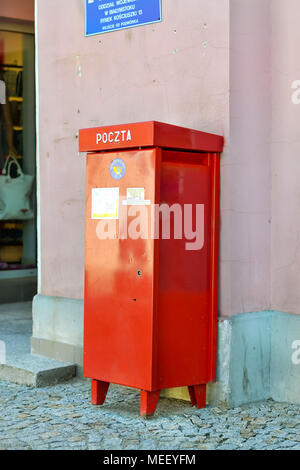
top-left (0, 156), bottom-right (34, 220)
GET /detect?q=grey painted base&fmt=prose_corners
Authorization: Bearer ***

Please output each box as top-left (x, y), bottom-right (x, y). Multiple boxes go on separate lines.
top-left (31, 294), bottom-right (300, 406)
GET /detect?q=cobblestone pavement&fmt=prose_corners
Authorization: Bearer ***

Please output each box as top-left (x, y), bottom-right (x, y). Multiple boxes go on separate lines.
top-left (0, 378), bottom-right (299, 450)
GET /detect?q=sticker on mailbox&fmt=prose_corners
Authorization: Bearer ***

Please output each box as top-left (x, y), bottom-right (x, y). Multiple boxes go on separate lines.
top-left (110, 158), bottom-right (126, 180)
top-left (91, 188), bottom-right (119, 219)
top-left (127, 188), bottom-right (145, 201)
top-left (122, 188), bottom-right (151, 206)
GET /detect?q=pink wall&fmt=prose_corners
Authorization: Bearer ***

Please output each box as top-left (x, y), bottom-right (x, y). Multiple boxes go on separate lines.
top-left (37, 0), bottom-right (300, 317)
top-left (0, 0), bottom-right (34, 23)
top-left (271, 0), bottom-right (300, 314)
top-left (221, 0), bottom-right (272, 316)
top-left (37, 0), bottom-right (230, 302)
top-left (227, 0), bottom-right (300, 316)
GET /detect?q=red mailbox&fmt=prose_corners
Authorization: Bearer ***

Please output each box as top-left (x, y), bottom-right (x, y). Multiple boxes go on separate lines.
top-left (79, 121), bottom-right (223, 416)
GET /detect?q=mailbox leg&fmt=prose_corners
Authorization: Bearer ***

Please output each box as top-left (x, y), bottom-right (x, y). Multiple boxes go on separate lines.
top-left (188, 384), bottom-right (206, 409)
top-left (91, 379), bottom-right (110, 405)
top-left (140, 390), bottom-right (161, 416)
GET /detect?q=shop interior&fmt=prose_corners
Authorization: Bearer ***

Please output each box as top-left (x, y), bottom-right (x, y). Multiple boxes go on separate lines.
top-left (0, 24), bottom-right (37, 303)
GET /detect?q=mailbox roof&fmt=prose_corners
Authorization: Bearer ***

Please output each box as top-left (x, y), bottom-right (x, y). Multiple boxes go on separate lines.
top-left (79, 121), bottom-right (224, 153)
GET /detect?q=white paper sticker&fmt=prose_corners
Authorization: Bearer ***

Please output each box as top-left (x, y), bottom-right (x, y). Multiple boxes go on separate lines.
top-left (91, 188), bottom-right (119, 219)
top-left (122, 188), bottom-right (151, 206)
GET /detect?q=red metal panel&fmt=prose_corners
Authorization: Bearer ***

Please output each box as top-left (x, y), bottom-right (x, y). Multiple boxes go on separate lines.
top-left (153, 121), bottom-right (224, 153)
top-left (207, 153), bottom-right (220, 382)
top-left (155, 152), bottom-right (212, 390)
top-left (79, 122), bottom-right (154, 153)
top-left (84, 148), bottom-right (161, 391)
top-left (79, 121), bottom-right (223, 153)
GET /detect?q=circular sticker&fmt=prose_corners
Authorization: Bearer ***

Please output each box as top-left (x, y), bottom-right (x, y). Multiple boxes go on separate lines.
top-left (110, 158), bottom-right (126, 180)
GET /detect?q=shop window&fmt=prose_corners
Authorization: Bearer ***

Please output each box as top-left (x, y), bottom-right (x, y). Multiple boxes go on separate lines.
top-left (0, 30), bottom-right (37, 297)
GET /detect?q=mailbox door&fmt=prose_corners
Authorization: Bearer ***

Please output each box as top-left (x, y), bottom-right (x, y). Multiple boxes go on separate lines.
top-left (84, 148), bottom-right (160, 391)
top-left (156, 151), bottom-right (216, 389)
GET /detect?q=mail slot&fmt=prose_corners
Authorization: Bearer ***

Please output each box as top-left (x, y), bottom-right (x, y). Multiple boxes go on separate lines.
top-left (79, 121), bottom-right (223, 415)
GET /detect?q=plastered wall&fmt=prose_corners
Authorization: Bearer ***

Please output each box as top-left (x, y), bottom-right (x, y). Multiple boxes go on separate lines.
top-left (37, 0), bottom-right (300, 318)
top-left (271, 0), bottom-right (300, 314)
top-left (37, 0), bottom-right (231, 304)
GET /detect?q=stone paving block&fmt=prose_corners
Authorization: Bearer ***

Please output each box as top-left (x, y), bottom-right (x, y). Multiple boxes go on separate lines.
top-left (0, 378), bottom-right (299, 450)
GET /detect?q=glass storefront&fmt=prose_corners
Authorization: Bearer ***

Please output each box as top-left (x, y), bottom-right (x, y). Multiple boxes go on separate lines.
top-left (0, 29), bottom-right (37, 301)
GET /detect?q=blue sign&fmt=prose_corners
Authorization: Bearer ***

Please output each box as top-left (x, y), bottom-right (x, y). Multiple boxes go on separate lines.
top-left (110, 158), bottom-right (126, 180)
top-left (85, 0), bottom-right (162, 36)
